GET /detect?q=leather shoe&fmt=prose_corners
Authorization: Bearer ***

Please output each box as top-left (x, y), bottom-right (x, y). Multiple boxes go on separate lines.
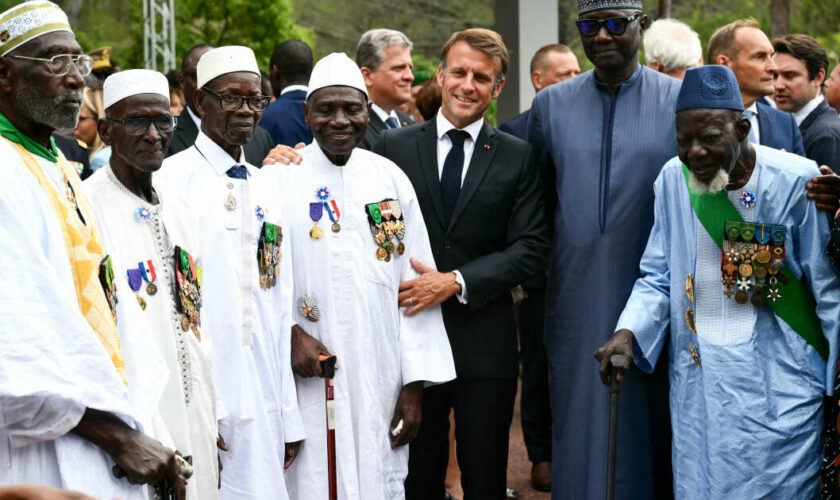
top-left (531, 461), bottom-right (551, 492)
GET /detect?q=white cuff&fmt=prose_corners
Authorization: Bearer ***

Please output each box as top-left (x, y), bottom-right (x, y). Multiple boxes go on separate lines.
top-left (453, 270), bottom-right (468, 304)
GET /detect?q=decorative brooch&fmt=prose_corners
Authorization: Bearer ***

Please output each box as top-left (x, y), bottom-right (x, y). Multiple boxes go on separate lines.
top-left (255, 205), bottom-right (266, 222)
top-left (740, 191), bottom-right (756, 208)
top-left (136, 206), bottom-right (152, 221)
top-left (315, 186), bottom-right (331, 201)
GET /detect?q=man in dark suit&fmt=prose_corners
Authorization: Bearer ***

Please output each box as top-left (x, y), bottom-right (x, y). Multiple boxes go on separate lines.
top-left (708, 19), bottom-right (806, 156)
top-left (374, 28), bottom-right (549, 500)
top-left (773, 35), bottom-right (840, 170)
top-left (357, 29), bottom-right (415, 150)
top-left (167, 43), bottom-right (274, 165)
top-left (497, 42), bottom-right (579, 493)
top-left (499, 44), bottom-right (580, 140)
top-left (259, 39), bottom-right (313, 147)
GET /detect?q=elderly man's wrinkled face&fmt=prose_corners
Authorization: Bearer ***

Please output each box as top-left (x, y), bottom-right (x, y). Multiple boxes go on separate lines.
top-left (7, 31), bottom-right (85, 130)
top-left (305, 86), bottom-right (368, 158)
top-left (676, 108), bottom-right (748, 193)
top-left (100, 94), bottom-right (173, 174)
top-left (195, 72), bottom-right (263, 148)
top-left (579, 9), bottom-right (645, 74)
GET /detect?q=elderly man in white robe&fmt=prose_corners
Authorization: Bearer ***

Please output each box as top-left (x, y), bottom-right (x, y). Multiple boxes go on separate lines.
top-left (0, 1), bottom-right (185, 498)
top-left (259, 52), bottom-right (456, 499)
top-left (84, 69), bottom-right (221, 499)
top-left (159, 45), bottom-right (304, 500)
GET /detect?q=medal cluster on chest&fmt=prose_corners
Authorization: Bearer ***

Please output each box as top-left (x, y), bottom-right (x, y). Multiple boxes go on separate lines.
top-left (721, 220), bottom-right (786, 306)
top-left (175, 246), bottom-right (203, 341)
top-left (309, 186), bottom-right (341, 239)
top-left (258, 221), bottom-right (282, 289)
top-left (366, 198), bottom-right (406, 262)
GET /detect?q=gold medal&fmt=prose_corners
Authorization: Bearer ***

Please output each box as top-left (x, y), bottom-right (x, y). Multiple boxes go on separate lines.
top-left (739, 263), bottom-right (753, 277)
top-left (260, 274), bottom-right (267, 289)
top-left (397, 242), bottom-right (405, 255)
top-left (685, 307), bottom-right (696, 334)
top-left (274, 263), bottom-right (280, 276)
top-left (689, 344), bottom-right (702, 367)
top-left (146, 283), bottom-right (157, 295)
top-left (310, 225), bottom-right (323, 240)
top-left (136, 295), bottom-right (146, 311)
top-left (685, 274), bottom-right (695, 305)
top-left (225, 192), bottom-right (238, 211)
top-left (332, 222), bottom-right (341, 233)
top-left (755, 250), bottom-right (771, 264)
top-left (181, 315), bottom-right (190, 331)
top-left (385, 241), bottom-right (394, 254)
top-left (191, 325), bottom-right (201, 341)
top-left (376, 246), bottom-right (387, 260)
top-left (723, 261), bottom-right (737, 275)
top-left (734, 290), bottom-right (749, 304)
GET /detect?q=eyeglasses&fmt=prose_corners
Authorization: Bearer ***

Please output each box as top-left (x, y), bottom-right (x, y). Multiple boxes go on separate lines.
top-left (105, 115), bottom-right (178, 135)
top-left (575, 13), bottom-right (642, 37)
top-left (7, 54), bottom-right (93, 76)
top-left (202, 87), bottom-right (270, 112)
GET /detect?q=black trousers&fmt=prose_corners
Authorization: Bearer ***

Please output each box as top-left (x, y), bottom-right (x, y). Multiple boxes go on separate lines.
top-left (516, 287), bottom-right (552, 463)
top-left (405, 378), bottom-right (517, 500)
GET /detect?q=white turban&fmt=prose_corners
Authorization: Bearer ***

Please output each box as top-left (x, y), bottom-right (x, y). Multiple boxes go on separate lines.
top-left (0, 0), bottom-right (72, 56)
top-left (196, 45), bottom-right (259, 88)
top-left (306, 52), bottom-right (368, 100)
top-left (103, 69), bottom-right (170, 110)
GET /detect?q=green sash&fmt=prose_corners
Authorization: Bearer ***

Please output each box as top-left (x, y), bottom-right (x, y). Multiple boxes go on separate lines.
top-left (681, 165), bottom-right (828, 359)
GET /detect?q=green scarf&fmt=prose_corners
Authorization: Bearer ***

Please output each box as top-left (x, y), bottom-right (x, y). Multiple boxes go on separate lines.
top-left (0, 112), bottom-right (59, 162)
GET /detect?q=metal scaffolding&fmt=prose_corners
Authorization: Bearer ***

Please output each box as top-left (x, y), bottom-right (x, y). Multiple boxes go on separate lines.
top-left (142, 0), bottom-right (176, 72)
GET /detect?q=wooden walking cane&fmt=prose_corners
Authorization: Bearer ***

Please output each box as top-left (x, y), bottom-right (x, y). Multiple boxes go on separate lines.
top-left (607, 354), bottom-right (629, 500)
top-left (319, 354), bottom-right (338, 500)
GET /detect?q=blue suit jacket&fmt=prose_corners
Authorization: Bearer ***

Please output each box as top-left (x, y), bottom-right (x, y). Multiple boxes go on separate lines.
top-left (756, 99), bottom-right (806, 156)
top-left (258, 89), bottom-right (312, 147)
top-left (499, 109), bottom-right (531, 141)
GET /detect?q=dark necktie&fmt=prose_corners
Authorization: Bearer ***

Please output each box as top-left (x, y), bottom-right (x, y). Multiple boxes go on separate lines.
top-left (385, 116), bottom-right (400, 129)
top-left (441, 129), bottom-right (469, 222)
top-left (226, 164), bottom-right (249, 180)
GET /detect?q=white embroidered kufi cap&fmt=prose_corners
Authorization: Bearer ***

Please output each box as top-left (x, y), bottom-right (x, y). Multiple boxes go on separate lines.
top-left (0, 0), bottom-right (72, 56)
top-left (307, 52), bottom-right (368, 100)
top-left (103, 69), bottom-right (170, 110)
top-left (196, 45), bottom-right (259, 88)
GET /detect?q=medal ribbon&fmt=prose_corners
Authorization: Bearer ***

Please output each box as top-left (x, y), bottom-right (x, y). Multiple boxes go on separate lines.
top-left (325, 200), bottom-right (341, 223)
top-left (126, 268), bottom-right (142, 292)
top-left (367, 203), bottom-right (382, 224)
top-left (681, 164), bottom-right (827, 359)
top-left (310, 202), bottom-right (324, 222)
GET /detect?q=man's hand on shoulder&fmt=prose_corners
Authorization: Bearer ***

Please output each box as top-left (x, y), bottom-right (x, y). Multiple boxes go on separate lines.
top-left (389, 381), bottom-right (424, 449)
top-left (806, 165), bottom-right (840, 214)
top-left (398, 258), bottom-right (461, 316)
top-left (594, 329), bottom-right (634, 387)
top-left (262, 142), bottom-right (305, 166)
top-left (291, 324), bottom-right (332, 377)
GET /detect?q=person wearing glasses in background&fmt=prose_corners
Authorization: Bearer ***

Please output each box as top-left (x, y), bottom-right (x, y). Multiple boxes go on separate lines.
top-left (527, 1), bottom-right (681, 498)
top-left (160, 46), bottom-right (304, 500)
top-left (0, 1), bottom-right (186, 498)
top-left (84, 69), bottom-right (222, 499)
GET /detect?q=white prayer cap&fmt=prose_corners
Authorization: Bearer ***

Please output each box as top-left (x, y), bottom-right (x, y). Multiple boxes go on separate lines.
top-left (0, 0), bottom-right (72, 56)
top-left (196, 45), bottom-right (259, 88)
top-left (306, 52), bottom-right (368, 100)
top-left (103, 69), bottom-right (169, 110)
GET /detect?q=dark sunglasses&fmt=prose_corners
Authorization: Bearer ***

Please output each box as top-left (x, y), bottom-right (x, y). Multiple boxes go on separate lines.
top-left (576, 13), bottom-right (642, 37)
top-left (105, 116), bottom-right (178, 135)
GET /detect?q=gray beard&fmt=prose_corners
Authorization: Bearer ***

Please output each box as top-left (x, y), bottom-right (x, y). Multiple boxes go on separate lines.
top-left (14, 86), bottom-right (82, 131)
top-left (688, 168), bottom-right (730, 194)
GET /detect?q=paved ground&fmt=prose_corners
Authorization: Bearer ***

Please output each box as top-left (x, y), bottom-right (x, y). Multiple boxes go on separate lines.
top-left (444, 379), bottom-right (551, 500)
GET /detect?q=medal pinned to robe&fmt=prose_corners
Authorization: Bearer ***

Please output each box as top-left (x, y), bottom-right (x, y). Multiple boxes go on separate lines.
top-left (138, 259), bottom-right (157, 295)
top-left (721, 219), bottom-right (786, 306)
top-left (324, 200), bottom-right (341, 233)
top-left (258, 221), bottom-right (282, 289)
top-left (365, 198), bottom-right (407, 261)
top-left (174, 245), bottom-right (202, 341)
top-left (126, 268), bottom-right (146, 310)
top-left (310, 202), bottom-right (324, 240)
top-left (98, 255), bottom-right (118, 320)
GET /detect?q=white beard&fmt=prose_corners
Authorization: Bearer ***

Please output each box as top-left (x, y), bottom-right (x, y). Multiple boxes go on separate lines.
top-left (688, 168), bottom-right (730, 194)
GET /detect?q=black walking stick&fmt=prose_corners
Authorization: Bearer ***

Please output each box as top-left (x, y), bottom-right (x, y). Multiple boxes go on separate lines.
top-left (607, 354), bottom-right (629, 500)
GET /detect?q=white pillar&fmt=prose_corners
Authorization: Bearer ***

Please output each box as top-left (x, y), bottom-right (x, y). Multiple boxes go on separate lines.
top-left (495, 0), bottom-right (559, 123)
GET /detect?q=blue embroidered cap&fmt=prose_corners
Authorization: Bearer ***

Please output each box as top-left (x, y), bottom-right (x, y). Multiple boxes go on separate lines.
top-left (578, 0), bottom-right (642, 15)
top-left (676, 65), bottom-right (744, 113)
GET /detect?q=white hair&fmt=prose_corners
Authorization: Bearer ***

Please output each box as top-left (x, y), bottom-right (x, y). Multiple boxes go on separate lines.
top-left (356, 29), bottom-right (413, 70)
top-left (643, 19), bottom-right (702, 73)
top-left (688, 168), bottom-right (730, 194)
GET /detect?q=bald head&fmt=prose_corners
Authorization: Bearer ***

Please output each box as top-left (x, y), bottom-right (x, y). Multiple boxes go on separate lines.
top-left (529, 44), bottom-right (580, 91)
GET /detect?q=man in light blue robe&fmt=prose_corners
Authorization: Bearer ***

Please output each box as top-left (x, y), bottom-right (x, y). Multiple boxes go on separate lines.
top-left (528, 1), bottom-right (680, 497)
top-left (597, 65), bottom-right (840, 498)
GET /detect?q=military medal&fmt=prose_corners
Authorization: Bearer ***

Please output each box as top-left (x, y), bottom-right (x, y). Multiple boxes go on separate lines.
top-left (174, 246), bottom-right (202, 341)
top-left (689, 344), bottom-right (702, 367)
top-left (255, 205), bottom-right (266, 223)
top-left (309, 202), bottom-right (324, 239)
top-left (722, 219), bottom-right (788, 308)
top-left (225, 192), bottom-right (238, 211)
top-left (685, 274), bottom-right (695, 305)
top-left (324, 200), bottom-right (341, 233)
top-left (391, 200), bottom-right (406, 255)
top-left (138, 260), bottom-right (157, 295)
top-left (136, 206), bottom-right (152, 222)
top-left (297, 293), bottom-right (321, 322)
top-left (685, 308), bottom-right (696, 334)
top-left (126, 268), bottom-right (147, 310)
top-left (258, 222), bottom-right (282, 289)
top-left (98, 255), bottom-right (118, 320)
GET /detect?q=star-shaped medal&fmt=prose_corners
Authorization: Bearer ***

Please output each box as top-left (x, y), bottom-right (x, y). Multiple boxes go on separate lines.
top-left (737, 276), bottom-right (752, 291)
top-left (725, 248), bottom-right (739, 262)
top-left (767, 288), bottom-right (781, 302)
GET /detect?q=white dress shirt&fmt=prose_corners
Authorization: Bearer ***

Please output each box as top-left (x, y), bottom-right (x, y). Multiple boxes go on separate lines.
top-left (280, 84), bottom-right (308, 96)
top-left (371, 102), bottom-right (402, 127)
top-left (187, 105), bottom-right (201, 130)
top-left (434, 111), bottom-right (485, 302)
top-left (793, 94), bottom-right (824, 126)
